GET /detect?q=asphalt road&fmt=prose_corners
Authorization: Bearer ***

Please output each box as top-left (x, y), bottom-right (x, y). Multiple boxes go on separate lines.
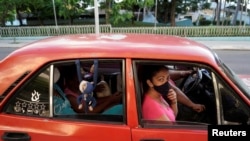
top-left (0, 47), bottom-right (16, 59)
top-left (214, 50), bottom-right (250, 75)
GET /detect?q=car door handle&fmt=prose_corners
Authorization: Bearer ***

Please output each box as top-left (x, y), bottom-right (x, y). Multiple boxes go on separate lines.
top-left (2, 132), bottom-right (31, 141)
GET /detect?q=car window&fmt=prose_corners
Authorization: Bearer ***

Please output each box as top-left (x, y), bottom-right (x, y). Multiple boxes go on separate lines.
top-left (133, 61), bottom-right (214, 125)
top-left (4, 69), bottom-right (50, 117)
top-left (214, 75), bottom-right (250, 125)
top-left (133, 60), bottom-right (250, 127)
top-left (4, 59), bottom-right (125, 123)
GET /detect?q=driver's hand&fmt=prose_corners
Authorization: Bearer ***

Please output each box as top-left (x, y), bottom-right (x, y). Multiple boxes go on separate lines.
top-left (191, 104), bottom-right (205, 113)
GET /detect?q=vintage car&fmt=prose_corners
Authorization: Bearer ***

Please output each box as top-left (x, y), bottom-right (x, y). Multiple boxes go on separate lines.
top-left (0, 34), bottom-right (249, 141)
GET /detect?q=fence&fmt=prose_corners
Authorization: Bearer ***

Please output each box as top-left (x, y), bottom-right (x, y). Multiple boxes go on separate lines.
top-left (1, 24), bottom-right (250, 37)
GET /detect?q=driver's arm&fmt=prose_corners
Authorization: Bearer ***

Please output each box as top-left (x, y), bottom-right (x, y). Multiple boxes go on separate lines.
top-left (169, 70), bottom-right (192, 81)
top-left (169, 82), bottom-right (205, 113)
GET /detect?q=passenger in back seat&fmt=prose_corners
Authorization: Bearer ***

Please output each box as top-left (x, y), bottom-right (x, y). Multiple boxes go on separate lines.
top-left (63, 65), bottom-right (122, 114)
top-left (94, 78), bottom-right (123, 115)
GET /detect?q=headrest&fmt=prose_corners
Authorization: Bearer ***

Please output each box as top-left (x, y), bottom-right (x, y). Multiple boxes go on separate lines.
top-left (54, 67), bottom-right (60, 83)
top-left (94, 80), bottom-right (111, 98)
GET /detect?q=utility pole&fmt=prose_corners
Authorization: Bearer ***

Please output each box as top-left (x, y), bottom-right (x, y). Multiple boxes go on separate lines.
top-left (52, 0), bottom-right (58, 27)
top-left (94, 0), bottom-right (100, 35)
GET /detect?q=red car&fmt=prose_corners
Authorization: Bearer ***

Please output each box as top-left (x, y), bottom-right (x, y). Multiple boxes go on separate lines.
top-left (0, 34), bottom-right (249, 141)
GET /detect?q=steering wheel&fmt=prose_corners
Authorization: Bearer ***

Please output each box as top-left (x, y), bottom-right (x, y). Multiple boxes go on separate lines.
top-left (182, 69), bottom-right (203, 94)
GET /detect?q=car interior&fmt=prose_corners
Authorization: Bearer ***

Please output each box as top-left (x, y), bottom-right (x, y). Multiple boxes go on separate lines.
top-left (134, 61), bottom-right (250, 125)
top-left (52, 59), bottom-right (125, 122)
top-left (3, 59), bottom-right (250, 125)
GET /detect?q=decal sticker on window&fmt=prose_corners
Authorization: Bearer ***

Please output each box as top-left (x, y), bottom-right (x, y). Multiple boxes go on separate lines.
top-left (13, 90), bottom-right (48, 116)
top-left (14, 99), bottom-right (48, 116)
top-left (31, 90), bottom-right (41, 102)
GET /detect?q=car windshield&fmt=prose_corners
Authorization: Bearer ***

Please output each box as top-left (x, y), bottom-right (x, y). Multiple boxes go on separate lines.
top-left (214, 53), bottom-right (250, 99)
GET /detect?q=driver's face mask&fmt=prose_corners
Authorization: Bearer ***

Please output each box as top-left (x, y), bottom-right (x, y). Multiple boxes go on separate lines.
top-left (154, 81), bottom-right (170, 96)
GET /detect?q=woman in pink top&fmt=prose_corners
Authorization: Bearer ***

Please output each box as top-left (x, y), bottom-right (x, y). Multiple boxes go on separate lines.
top-left (142, 65), bottom-right (178, 121)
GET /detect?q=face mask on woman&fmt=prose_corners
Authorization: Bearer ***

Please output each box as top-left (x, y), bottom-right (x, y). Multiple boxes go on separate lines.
top-left (154, 81), bottom-right (170, 96)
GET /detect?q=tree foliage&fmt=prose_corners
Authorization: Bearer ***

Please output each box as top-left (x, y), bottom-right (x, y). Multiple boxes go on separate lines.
top-left (58, 0), bottom-right (85, 25)
top-left (0, 0), bottom-right (245, 27)
top-left (0, 0), bottom-right (15, 26)
top-left (109, 1), bottom-right (133, 25)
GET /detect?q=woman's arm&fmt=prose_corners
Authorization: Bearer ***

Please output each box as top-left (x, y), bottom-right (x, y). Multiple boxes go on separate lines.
top-left (170, 82), bottom-right (205, 112)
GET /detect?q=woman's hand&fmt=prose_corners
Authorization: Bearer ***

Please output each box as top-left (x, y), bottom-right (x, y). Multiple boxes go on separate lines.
top-left (167, 89), bottom-right (177, 105)
top-left (166, 88), bottom-right (178, 116)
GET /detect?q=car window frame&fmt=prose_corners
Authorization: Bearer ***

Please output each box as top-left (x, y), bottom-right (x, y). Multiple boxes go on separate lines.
top-left (211, 72), bottom-right (250, 125)
top-left (51, 59), bottom-right (126, 123)
top-left (133, 59), bottom-right (250, 128)
top-left (3, 65), bottom-right (51, 118)
top-left (3, 59), bottom-right (127, 124)
top-left (132, 60), bottom-right (213, 126)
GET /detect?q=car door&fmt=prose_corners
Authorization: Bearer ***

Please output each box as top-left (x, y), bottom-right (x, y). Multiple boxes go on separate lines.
top-left (0, 59), bottom-right (132, 141)
top-left (129, 60), bottom-right (207, 141)
top-left (130, 59), bottom-right (250, 141)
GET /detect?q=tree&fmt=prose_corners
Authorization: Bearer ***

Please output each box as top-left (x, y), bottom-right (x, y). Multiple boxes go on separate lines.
top-left (103, 0), bottom-right (112, 24)
top-left (216, 0), bottom-right (222, 25)
top-left (164, 0), bottom-right (183, 26)
top-left (13, 0), bottom-right (31, 26)
top-left (58, 0), bottom-right (85, 25)
top-left (109, 0), bottom-right (134, 25)
top-left (231, 0), bottom-right (241, 25)
top-left (0, 0), bottom-right (15, 26)
top-left (28, 0), bottom-right (53, 25)
top-left (170, 0), bottom-right (176, 26)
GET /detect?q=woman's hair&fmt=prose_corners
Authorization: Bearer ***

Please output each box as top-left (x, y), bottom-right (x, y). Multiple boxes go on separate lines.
top-left (141, 65), bottom-right (169, 92)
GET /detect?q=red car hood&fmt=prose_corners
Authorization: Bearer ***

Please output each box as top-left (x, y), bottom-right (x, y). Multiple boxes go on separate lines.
top-left (238, 75), bottom-right (250, 89)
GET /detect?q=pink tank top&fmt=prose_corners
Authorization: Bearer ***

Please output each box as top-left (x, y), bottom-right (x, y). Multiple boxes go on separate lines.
top-left (142, 94), bottom-right (175, 122)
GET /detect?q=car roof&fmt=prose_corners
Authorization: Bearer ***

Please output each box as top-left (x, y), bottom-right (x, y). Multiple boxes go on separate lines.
top-left (4, 33), bottom-right (215, 62)
top-left (0, 34), bottom-right (218, 95)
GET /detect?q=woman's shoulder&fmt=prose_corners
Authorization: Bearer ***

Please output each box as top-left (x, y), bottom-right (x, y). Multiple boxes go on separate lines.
top-left (143, 94), bottom-right (158, 107)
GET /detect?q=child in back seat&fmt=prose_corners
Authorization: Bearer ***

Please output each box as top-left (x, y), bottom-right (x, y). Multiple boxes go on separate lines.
top-left (63, 64), bottom-right (122, 114)
top-left (94, 74), bottom-right (123, 115)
